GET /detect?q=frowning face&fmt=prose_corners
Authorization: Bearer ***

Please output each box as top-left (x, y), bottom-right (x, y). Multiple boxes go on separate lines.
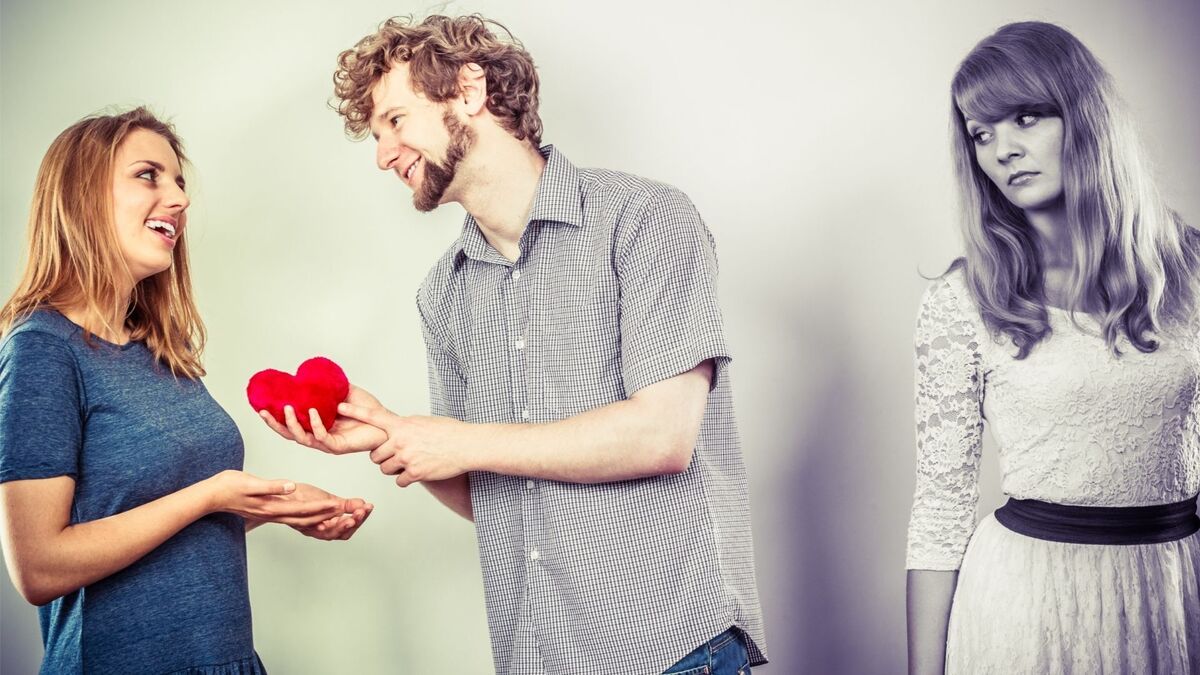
top-left (965, 111), bottom-right (1065, 214)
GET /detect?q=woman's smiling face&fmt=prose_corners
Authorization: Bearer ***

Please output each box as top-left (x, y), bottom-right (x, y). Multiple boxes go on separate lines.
top-left (110, 128), bottom-right (190, 283)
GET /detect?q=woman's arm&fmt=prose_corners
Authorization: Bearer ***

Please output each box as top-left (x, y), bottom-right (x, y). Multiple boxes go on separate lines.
top-left (907, 569), bottom-right (958, 675)
top-left (0, 469), bottom-right (342, 606)
top-left (905, 276), bottom-right (987, 674)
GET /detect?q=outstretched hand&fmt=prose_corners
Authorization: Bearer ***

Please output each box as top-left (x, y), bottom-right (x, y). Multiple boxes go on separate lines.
top-left (259, 384), bottom-right (387, 455)
top-left (286, 483), bottom-right (374, 541)
top-left (207, 470), bottom-right (342, 527)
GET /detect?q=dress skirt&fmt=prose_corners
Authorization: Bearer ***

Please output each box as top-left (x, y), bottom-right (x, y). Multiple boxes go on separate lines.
top-left (945, 513), bottom-right (1200, 674)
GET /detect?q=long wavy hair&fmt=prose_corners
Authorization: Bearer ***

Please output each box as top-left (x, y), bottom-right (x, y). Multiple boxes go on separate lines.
top-left (950, 21), bottom-right (1199, 358)
top-left (0, 107), bottom-right (206, 378)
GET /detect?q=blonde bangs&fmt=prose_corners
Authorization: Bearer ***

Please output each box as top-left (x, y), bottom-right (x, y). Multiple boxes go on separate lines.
top-left (952, 49), bottom-right (1061, 125)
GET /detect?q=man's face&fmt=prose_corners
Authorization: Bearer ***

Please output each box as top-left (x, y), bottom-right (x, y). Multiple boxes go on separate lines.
top-left (369, 63), bottom-right (475, 212)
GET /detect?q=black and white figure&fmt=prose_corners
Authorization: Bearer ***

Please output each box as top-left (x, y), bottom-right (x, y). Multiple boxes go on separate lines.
top-left (905, 21), bottom-right (1200, 675)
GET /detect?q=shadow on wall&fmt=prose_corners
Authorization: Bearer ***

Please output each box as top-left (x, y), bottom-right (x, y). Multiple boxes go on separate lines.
top-left (758, 183), bottom-right (922, 673)
top-left (788, 317), bottom-right (864, 671)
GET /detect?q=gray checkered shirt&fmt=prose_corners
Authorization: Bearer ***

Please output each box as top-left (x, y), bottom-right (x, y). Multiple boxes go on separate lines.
top-left (417, 146), bottom-right (766, 674)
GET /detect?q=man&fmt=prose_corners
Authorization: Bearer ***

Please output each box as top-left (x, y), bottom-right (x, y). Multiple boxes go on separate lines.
top-left (262, 15), bottom-right (766, 674)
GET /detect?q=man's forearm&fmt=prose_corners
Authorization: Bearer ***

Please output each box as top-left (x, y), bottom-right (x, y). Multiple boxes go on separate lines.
top-left (349, 364), bottom-right (713, 488)
top-left (423, 475), bottom-right (473, 521)
top-left (461, 363), bottom-right (711, 483)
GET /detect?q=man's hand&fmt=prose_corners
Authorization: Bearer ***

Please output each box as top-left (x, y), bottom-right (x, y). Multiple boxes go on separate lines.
top-left (259, 385), bottom-right (387, 455)
top-left (337, 403), bottom-right (475, 487)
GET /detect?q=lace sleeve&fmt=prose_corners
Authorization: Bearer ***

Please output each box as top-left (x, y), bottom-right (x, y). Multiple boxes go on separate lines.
top-left (905, 275), bottom-right (985, 570)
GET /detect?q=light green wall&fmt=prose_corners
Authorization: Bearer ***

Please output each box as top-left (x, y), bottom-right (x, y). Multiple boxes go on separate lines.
top-left (2, 1), bottom-right (1197, 672)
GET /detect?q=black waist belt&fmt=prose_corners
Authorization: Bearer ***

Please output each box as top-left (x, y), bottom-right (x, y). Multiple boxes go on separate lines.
top-left (994, 495), bottom-right (1200, 545)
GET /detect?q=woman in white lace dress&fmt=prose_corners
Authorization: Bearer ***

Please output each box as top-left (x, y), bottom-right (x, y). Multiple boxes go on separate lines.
top-left (905, 22), bottom-right (1200, 675)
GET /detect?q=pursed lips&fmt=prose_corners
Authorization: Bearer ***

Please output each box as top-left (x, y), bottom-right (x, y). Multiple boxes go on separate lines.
top-left (1008, 170), bottom-right (1040, 186)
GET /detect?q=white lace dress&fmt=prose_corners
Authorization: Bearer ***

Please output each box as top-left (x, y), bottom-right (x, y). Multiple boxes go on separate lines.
top-left (906, 269), bottom-right (1200, 674)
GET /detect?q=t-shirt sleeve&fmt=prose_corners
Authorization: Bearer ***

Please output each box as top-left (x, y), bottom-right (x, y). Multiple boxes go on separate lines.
top-left (0, 330), bottom-right (84, 482)
top-left (616, 186), bottom-right (731, 395)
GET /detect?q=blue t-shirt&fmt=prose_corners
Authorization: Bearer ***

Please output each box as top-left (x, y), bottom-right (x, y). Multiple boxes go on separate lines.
top-left (0, 310), bottom-right (264, 674)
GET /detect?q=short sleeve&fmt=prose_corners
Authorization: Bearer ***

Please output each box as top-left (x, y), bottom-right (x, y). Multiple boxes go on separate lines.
top-left (616, 187), bottom-right (730, 395)
top-left (0, 330), bottom-right (84, 482)
top-left (905, 275), bottom-right (985, 571)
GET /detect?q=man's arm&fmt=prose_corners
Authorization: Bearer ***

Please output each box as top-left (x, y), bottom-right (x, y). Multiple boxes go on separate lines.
top-left (338, 359), bottom-right (714, 485)
top-left (421, 475), bottom-right (472, 521)
top-left (266, 187), bottom-right (724, 518)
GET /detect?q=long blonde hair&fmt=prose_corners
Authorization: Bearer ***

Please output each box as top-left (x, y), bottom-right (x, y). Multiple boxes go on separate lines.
top-left (950, 21), bottom-right (1200, 358)
top-left (0, 107), bottom-right (206, 378)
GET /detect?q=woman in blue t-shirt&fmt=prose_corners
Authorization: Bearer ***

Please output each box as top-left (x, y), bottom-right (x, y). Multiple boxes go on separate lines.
top-left (0, 107), bottom-right (373, 674)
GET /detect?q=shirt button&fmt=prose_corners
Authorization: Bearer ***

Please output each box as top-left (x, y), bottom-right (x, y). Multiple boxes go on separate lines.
top-left (526, 479), bottom-right (535, 490)
top-left (521, 409), bottom-right (530, 420)
top-left (515, 337), bottom-right (525, 350)
top-left (530, 549), bottom-right (540, 561)
top-left (512, 269), bottom-right (521, 281)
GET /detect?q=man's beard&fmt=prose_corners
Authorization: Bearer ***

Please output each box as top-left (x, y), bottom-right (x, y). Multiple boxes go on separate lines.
top-left (413, 110), bottom-right (476, 212)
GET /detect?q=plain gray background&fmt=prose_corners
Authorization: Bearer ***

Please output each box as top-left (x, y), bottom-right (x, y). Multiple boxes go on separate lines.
top-left (2, 1), bottom-right (1198, 673)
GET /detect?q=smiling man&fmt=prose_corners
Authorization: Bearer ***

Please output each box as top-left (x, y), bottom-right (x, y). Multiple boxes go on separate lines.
top-left (266, 14), bottom-right (766, 674)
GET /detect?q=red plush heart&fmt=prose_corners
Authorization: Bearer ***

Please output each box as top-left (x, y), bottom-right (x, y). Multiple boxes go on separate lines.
top-left (247, 357), bottom-right (349, 432)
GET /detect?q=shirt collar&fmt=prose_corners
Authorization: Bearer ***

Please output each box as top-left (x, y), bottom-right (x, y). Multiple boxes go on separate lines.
top-left (526, 144), bottom-right (583, 228)
top-left (456, 144), bottom-right (582, 264)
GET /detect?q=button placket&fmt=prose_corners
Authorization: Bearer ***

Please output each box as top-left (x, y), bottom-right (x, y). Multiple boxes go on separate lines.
top-left (509, 258), bottom-right (543, 581)
top-left (504, 261), bottom-right (529, 425)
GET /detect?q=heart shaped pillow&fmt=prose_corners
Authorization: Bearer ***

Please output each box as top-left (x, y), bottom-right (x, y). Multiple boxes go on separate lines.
top-left (247, 357), bottom-right (349, 432)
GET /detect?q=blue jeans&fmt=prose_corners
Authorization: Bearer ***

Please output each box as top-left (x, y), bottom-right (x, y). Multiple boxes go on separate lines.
top-left (662, 628), bottom-right (752, 675)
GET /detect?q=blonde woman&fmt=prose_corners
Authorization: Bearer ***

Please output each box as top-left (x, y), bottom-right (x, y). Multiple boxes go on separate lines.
top-left (0, 108), bottom-right (372, 674)
top-left (905, 22), bottom-right (1200, 675)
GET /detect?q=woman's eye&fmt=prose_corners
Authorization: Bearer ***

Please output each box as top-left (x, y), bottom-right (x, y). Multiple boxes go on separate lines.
top-left (971, 130), bottom-right (992, 145)
top-left (136, 168), bottom-right (158, 182)
top-left (391, 115), bottom-right (403, 127)
top-left (1015, 112), bottom-right (1040, 127)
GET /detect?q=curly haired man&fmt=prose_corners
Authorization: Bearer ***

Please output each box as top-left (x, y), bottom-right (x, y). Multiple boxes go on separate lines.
top-left (264, 15), bottom-right (767, 674)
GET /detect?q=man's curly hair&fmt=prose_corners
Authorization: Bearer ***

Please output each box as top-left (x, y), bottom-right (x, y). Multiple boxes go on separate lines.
top-left (333, 15), bottom-right (542, 145)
